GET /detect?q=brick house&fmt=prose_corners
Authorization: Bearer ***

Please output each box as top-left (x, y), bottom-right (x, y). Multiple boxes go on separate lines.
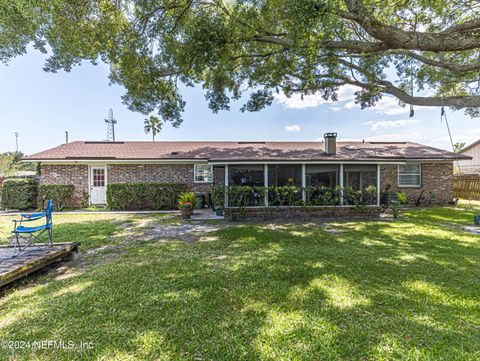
top-left (24, 134), bottom-right (469, 208)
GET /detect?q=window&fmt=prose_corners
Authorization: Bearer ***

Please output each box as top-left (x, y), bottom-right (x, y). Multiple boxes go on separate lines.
top-left (398, 164), bottom-right (421, 187)
top-left (194, 164), bottom-right (213, 183)
top-left (92, 168), bottom-right (105, 187)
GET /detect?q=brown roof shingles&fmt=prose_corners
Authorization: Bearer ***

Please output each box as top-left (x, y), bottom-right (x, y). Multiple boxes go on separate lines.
top-left (24, 141), bottom-right (470, 162)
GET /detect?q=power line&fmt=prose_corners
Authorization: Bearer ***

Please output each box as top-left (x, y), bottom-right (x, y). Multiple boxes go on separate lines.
top-left (440, 105), bottom-right (461, 172)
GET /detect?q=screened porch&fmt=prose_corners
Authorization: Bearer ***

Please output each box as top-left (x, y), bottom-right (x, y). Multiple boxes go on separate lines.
top-left (212, 163), bottom-right (382, 207)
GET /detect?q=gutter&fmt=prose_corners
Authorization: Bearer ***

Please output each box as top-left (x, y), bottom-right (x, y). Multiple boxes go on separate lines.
top-left (23, 158), bottom-right (466, 165)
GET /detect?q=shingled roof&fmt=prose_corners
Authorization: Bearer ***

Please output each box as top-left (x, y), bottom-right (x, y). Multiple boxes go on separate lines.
top-left (24, 141), bottom-right (469, 162)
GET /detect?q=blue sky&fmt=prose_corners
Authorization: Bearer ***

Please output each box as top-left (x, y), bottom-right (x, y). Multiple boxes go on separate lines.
top-left (1, 49), bottom-right (479, 155)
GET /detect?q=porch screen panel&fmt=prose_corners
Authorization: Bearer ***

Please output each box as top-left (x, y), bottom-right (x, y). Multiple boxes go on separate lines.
top-left (267, 165), bottom-right (302, 187)
top-left (343, 164), bottom-right (378, 205)
top-left (306, 164), bottom-right (339, 188)
top-left (228, 165), bottom-right (264, 186)
top-left (267, 165), bottom-right (302, 205)
top-left (228, 165), bottom-right (265, 206)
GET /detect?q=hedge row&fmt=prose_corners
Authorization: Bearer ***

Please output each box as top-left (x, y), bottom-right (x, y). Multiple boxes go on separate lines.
top-left (106, 182), bottom-right (188, 210)
top-left (38, 184), bottom-right (75, 210)
top-left (1, 178), bottom-right (39, 210)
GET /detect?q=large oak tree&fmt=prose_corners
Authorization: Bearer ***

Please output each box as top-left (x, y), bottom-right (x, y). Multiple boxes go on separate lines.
top-left (2, 0), bottom-right (480, 125)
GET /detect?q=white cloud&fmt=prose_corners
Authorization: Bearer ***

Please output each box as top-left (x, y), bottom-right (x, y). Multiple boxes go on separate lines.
top-left (330, 106), bottom-right (342, 112)
top-left (466, 128), bottom-right (480, 135)
top-left (345, 95), bottom-right (437, 115)
top-left (285, 124), bottom-right (301, 132)
top-left (345, 96), bottom-right (409, 115)
top-left (274, 85), bottom-right (360, 109)
top-left (365, 132), bottom-right (423, 142)
top-left (429, 134), bottom-right (478, 150)
top-left (364, 119), bottom-right (418, 131)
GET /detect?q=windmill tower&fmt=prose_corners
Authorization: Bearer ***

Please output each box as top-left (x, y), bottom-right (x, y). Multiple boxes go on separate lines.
top-left (105, 109), bottom-right (117, 141)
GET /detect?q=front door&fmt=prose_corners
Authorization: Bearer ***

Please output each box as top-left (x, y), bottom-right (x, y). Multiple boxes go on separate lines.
top-left (90, 167), bottom-right (107, 204)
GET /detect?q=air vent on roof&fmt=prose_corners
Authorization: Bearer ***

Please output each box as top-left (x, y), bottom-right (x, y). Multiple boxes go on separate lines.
top-left (84, 141), bottom-right (125, 144)
top-left (237, 141), bottom-right (266, 144)
top-left (345, 145), bottom-right (359, 150)
top-left (171, 152), bottom-right (179, 155)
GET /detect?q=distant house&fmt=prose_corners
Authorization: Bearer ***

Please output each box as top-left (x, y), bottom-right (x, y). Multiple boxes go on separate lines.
top-left (0, 170), bottom-right (37, 188)
top-left (24, 134), bottom-right (469, 208)
top-left (457, 140), bottom-right (480, 174)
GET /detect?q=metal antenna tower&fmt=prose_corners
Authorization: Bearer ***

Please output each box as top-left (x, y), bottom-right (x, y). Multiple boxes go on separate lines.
top-left (105, 109), bottom-right (117, 141)
top-left (14, 132), bottom-right (18, 152)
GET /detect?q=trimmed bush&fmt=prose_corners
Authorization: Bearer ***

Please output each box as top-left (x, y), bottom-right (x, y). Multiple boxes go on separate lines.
top-left (107, 182), bottom-right (188, 210)
top-left (1, 178), bottom-right (38, 210)
top-left (38, 184), bottom-right (75, 210)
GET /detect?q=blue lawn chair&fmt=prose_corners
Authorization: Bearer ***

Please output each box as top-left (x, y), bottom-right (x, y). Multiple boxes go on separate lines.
top-left (11, 199), bottom-right (53, 257)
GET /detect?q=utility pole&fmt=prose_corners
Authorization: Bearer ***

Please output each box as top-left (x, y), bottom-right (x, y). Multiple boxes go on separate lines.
top-left (14, 132), bottom-right (18, 152)
top-left (105, 109), bottom-right (117, 141)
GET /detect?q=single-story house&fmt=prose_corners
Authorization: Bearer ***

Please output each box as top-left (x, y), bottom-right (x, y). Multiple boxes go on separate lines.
top-left (456, 139), bottom-right (480, 174)
top-left (24, 134), bottom-right (469, 208)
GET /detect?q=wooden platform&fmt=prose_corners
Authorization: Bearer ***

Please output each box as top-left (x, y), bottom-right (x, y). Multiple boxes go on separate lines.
top-left (0, 243), bottom-right (80, 288)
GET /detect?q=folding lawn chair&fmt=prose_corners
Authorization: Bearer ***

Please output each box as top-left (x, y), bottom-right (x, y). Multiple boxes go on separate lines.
top-left (11, 199), bottom-right (53, 257)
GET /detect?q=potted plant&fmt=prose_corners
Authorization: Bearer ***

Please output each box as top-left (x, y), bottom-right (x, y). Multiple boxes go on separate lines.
top-left (178, 192), bottom-right (197, 219)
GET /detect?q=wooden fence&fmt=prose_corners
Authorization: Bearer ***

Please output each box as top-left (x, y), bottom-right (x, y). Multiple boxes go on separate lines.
top-left (453, 174), bottom-right (480, 200)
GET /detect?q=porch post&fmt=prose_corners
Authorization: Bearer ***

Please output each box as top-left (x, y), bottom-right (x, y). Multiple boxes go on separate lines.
top-left (339, 163), bottom-right (344, 206)
top-left (264, 164), bottom-right (269, 207)
top-left (377, 163), bottom-right (381, 206)
top-left (301, 163), bottom-right (306, 203)
top-left (224, 164), bottom-right (229, 208)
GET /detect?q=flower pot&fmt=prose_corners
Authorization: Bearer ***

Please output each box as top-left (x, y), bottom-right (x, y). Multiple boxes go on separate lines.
top-left (180, 208), bottom-right (193, 219)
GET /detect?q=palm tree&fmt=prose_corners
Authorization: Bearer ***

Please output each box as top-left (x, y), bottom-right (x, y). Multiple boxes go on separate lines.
top-left (144, 116), bottom-right (163, 141)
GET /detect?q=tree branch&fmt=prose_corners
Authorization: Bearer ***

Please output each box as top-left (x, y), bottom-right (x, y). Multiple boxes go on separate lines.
top-left (341, 0), bottom-right (480, 51)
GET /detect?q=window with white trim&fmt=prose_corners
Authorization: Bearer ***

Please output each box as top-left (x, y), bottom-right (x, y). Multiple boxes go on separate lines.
top-left (398, 164), bottom-right (421, 187)
top-left (194, 164), bottom-right (213, 183)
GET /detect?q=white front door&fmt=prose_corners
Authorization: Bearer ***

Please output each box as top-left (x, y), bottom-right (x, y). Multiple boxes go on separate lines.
top-left (90, 167), bottom-right (107, 204)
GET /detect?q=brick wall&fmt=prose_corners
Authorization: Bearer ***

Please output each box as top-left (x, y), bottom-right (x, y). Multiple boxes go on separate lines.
top-left (107, 164), bottom-right (212, 193)
top-left (225, 206), bottom-right (383, 221)
top-left (40, 164), bottom-right (89, 207)
top-left (40, 162), bottom-right (454, 208)
top-left (380, 162), bottom-right (453, 205)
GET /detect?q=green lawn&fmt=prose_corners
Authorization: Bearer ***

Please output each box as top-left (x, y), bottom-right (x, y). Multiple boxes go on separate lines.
top-left (0, 208), bottom-right (479, 360)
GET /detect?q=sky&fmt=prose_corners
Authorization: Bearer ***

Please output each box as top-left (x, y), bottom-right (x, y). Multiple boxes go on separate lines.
top-left (1, 49), bottom-right (479, 155)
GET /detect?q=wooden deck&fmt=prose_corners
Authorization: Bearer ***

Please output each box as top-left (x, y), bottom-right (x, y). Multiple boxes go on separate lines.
top-left (0, 243), bottom-right (79, 288)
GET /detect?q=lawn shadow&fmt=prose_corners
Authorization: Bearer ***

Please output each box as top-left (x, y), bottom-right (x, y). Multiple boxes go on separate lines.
top-left (0, 216), bottom-right (479, 360)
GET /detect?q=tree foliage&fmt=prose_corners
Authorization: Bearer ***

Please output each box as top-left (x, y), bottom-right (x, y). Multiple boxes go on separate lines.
top-left (2, 0), bottom-right (480, 125)
top-left (0, 151), bottom-right (35, 176)
top-left (144, 115), bottom-right (163, 141)
top-left (453, 142), bottom-right (466, 153)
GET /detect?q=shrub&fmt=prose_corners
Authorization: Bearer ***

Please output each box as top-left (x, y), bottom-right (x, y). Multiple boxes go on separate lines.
top-left (211, 186), bottom-right (225, 210)
top-left (1, 178), bottom-right (38, 210)
top-left (217, 185), bottom-right (379, 208)
top-left (106, 182), bottom-right (187, 210)
top-left (38, 184), bottom-right (75, 210)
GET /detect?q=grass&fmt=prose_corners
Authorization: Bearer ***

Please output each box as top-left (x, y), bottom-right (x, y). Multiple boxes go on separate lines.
top-left (0, 208), bottom-right (479, 360)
